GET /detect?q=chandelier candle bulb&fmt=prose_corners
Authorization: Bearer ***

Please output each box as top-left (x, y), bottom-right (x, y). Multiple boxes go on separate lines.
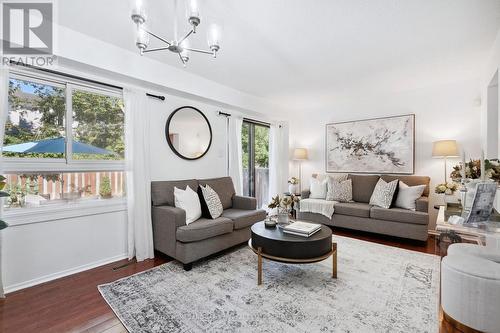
top-left (135, 25), bottom-right (149, 51)
top-left (131, 0), bottom-right (146, 24)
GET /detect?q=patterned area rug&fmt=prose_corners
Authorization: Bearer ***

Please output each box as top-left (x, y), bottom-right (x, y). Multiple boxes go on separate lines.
top-left (98, 236), bottom-right (440, 333)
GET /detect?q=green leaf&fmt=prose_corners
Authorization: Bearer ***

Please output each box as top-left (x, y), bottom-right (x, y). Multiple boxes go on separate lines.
top-left (0, 220), bottom-right (8, 230)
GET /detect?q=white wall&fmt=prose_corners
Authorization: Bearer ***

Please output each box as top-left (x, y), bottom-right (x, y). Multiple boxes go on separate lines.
top-left (148, 94), bottom-right (229, 181)
top-left (3, 210), bottom-right (127, 292)
top-left (286, 79), bottom-right (482, 229)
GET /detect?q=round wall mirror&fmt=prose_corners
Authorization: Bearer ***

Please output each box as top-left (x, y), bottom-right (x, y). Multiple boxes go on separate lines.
top-left (165, 106), bottom-right (212, 160)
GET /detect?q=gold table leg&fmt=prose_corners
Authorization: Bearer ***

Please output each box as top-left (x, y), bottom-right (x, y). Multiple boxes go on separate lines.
top-left (257, 247), bottom-right (262, 285)
top-left (332, 243), bottom-right (337, 279)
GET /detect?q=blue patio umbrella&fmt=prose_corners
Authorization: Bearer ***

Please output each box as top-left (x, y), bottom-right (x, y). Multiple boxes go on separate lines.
top-left (2, 137), bottom-right (115, 155)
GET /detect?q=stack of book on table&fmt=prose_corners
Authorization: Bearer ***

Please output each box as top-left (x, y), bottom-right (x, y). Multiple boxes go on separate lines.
top-left (283, 221), bottom-right (322, 237)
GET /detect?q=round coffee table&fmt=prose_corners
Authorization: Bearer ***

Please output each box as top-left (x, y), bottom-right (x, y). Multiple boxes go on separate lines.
top-left (249, 221), bottom-right (337, 285)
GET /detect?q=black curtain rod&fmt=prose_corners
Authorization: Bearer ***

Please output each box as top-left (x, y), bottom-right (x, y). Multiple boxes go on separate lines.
top-left (146, 93), bottom-right (165, 101)
top-left (243, 117), bottom-right (271, 127)
top-left (218, 111), bottom-right (231, 117)
top-left (9, 60), bottom-right (122, 91)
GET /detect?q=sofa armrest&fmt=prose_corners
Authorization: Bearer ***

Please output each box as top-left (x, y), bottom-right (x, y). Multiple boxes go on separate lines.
top-left (301, 189), bottom-right (310, 199)
top-left (232, 195), bottom-right (257, 210)
top-left (152, 206), bottom-right (186, 256)
top-left (416, 197), bottom-right (429, 213)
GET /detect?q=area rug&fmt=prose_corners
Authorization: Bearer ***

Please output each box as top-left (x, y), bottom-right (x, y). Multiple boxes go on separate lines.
top-left (98, 236), bottom-right (440, 333)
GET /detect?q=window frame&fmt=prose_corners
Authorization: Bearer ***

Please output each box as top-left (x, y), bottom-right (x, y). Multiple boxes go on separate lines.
top-left (1, 67), bottom-right (127, 223)
top-left (242, 119), bottom-right (270, 199)
top-left (3, 68), bottom-right (125, 173)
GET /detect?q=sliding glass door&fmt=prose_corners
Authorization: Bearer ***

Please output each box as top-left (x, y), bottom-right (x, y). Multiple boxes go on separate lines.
top-left (242, 120), bottom-right (269, 208)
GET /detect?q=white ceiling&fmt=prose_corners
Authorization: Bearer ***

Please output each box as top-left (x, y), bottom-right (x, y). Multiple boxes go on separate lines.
top-left (58, 0), bottom-right (500, 111)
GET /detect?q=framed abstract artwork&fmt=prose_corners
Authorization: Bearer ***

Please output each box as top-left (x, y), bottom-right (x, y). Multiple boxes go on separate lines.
top-left (325, 114), bottom-right (415, 174)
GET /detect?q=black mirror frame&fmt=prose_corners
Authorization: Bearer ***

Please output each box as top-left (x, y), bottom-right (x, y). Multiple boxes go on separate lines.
top-left (165, 106), bottom-right (213, 161)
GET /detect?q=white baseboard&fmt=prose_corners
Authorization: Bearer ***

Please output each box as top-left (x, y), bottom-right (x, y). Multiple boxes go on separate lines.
top-left (4, 253), bottom-right (128, 294)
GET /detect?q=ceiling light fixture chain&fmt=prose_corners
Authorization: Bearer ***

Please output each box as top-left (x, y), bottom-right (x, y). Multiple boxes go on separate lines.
top-left (131, 0), bottom-right (221, 67)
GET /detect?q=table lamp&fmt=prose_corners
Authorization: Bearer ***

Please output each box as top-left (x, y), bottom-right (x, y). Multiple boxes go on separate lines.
top-left (293, 148), bottom-right (308, 193)
top-left (432, 140), bottom-right (459, 183)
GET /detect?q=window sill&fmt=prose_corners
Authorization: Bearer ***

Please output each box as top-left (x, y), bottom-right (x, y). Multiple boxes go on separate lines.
top-left (2, 198), bottom-right (127, 226)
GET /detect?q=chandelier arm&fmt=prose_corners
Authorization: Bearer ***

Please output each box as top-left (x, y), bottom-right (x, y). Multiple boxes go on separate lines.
top-left (178, 29), bottom-right (194, 45)
top-left (184, 47), bottom-right (213, 55)
top-left (146, 30), bottom-right (172, 46)
top-left (142, 46), bottom-right (172, 53)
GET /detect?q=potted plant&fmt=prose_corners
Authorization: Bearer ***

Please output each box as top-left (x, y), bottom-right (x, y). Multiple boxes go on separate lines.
top-left (268, 194), bottom-right (299, 226)
top-left (0, 175), bottom-right (9, 231)
top-left (99, 176), bottom-right (113, 199)
top-left (288, 177), bottom-right (300, 195)
top-left (434, 182), bottom-right (459, 204)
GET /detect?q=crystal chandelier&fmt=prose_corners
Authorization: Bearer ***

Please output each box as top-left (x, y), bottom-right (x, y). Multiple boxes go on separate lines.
top-left (131, 0), bottom-right (221, 66)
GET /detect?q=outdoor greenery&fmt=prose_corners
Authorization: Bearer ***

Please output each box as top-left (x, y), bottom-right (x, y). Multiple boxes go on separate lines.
top-left (241, 122), bottom-right (269, 169)
top-left (5, 78), bottom-right (124, 160)
top-left (99, 176), bottom-right (113, 198)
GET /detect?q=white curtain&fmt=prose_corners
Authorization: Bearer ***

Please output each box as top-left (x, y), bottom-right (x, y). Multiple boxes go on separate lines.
top-left (269, 121), bottom-right (289, 201)
top-left (228, 116), bottom-right (243, 195)
top-left (124, 89), bottom-right (154, 261)
top-left (0, 66), bottom-right (9, 297)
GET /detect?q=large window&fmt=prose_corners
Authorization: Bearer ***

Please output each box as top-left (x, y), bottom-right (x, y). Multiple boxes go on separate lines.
top-left (2, 69), bottom-right (125, 213)
top-left (242, 120), bottom-right (269, 208)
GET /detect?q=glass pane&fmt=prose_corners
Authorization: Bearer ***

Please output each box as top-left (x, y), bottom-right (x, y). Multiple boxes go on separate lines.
top-left (241, 122), bottom-right (250, 197)
top-left (254, 125), bottom-right (269, 208)
top-left (4, 77), bottom-right (66, 158)
top-left (72, 89), bottom-right (124, 160)
top-left (2, 171), bottom-right (126, 210)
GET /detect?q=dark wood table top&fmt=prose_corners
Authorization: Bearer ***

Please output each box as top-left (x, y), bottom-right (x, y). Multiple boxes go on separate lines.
top-left (251, 221), bottom-right (332, 243)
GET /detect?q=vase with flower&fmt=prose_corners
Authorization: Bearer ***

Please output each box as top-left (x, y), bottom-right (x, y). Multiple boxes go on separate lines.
top-left (287, 177), bottom-right (300, 195)
top-left (268, 194), bottom-right (299, 227)
top-left (450, 157), bottom-right (500, 210)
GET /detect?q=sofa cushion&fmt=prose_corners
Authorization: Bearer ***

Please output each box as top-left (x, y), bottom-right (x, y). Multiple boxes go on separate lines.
top-left (199, 177), bottom-right (235, 210)
top-left (176, 217), bottom-right (233, 243)
top-left (151, 179), bottom-right (198, 206)
top-left (381, 175), bottom-right (430, 197)
top-left (348, 174), bottom-right (380, 203)
top-left (223, 208), bottom-right (267, 230)
top-left (370, 206), bottom-right (428, 225)
top-left (334, 202), bottom-right (372, 218)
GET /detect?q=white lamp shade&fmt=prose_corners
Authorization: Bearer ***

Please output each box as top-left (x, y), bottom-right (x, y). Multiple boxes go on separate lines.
top-left (432, 140), bottom-right (459, 158)
top-left (293, 148), bottom-right (308, 160)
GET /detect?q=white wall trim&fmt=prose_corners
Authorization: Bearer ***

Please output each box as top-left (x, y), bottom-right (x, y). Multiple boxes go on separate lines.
top-left (4, 253), bottom-right (128, 294)
top-left (2, 199), bottom-right (127, 226)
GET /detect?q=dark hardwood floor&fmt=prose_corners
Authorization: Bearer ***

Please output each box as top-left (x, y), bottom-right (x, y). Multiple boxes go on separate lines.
top-left (0, 228), bottom-right (460, 333)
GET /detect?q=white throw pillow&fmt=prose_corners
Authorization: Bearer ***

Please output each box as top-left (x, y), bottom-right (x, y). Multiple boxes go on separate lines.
top-left (174, 185), bottom-right (202, 225)
top-left (369, 178), bottom-right (398, 209)
top-left (309, 177), bottom-right (328, 199)
top-left (328, 179), bottom-right (352, 202)
top-left (395, 182), bottom-right (426, 211)
top-left (326, 174), bottom-right (349, 200)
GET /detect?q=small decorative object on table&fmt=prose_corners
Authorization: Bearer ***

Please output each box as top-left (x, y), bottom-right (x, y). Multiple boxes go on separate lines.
top-left (264, 216), bottom-right (277, 228)
top-left (268, 194), bottom-right (299, 227)
top-left (287, 177), bottom-right (300, 195)
top-left (434, 182), bottom-right (459, 206)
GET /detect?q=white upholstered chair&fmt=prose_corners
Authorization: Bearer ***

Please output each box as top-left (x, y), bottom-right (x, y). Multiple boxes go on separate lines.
top-left (441, 243), bottom-right (500, 333)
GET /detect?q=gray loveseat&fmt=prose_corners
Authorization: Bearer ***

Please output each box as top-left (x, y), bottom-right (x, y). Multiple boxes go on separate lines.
top-left (298, 174), bottom-right (430, 241)
top-left (151, 177), bottom-right (267, 270)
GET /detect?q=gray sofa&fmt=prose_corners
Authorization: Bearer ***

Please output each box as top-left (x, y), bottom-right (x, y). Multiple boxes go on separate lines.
top-left (151, 177), bottom-right (267, 270)
top-left (297, 174), bottom-right (431, 241)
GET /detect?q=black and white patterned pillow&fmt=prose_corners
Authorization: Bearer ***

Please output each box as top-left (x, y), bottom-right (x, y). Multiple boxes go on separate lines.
top-left (327, 179), bottom-right (352, 202)
top-left (369, 179), bottom-right (398, 209)
top-left (326, 174), bottom-right (349, 201)
top-left (198, 184), bottom-right (223, 219)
